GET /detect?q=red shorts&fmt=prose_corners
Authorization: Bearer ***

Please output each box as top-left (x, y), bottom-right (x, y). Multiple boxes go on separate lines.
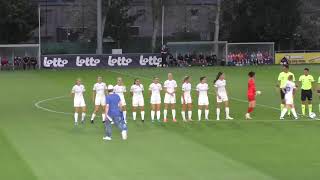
top-left (247, 94), bottom-right (255, 102)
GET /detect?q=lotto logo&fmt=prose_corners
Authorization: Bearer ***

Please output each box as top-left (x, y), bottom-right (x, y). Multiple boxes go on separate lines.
top-left (76, 56), bottom-right (101, 67)
top-left (108, 56), bottom-right (132, 66)
top-left (43, 57), bottom-right (68, 68)
top-left (139, 55), bottom-right (162, 66)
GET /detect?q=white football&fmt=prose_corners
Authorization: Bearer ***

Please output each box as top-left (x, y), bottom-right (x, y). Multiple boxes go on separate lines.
top-left (256, 91), bottom-right (262, 95)
top-left (309, 112), bottom-right (316, 119)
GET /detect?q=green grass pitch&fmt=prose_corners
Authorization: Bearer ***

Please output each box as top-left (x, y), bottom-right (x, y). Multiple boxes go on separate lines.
top-left (1, 65), bottom-right (320, 180)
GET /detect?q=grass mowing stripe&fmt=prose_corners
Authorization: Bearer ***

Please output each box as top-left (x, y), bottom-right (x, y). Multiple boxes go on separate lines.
top-left (0, 129), bottom-right (38, 180)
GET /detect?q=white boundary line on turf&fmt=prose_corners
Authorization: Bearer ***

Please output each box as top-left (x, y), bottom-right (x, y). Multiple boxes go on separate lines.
top-left (34, 96), bottom-right (72, 115)
top-left (106, 69), bottom-right (320, 121)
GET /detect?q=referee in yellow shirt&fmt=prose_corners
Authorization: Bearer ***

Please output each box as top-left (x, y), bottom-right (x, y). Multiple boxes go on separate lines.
top-left (277, 65), bottom-right (295, 112)
top-left (298, 68), bottom-right (315, 116)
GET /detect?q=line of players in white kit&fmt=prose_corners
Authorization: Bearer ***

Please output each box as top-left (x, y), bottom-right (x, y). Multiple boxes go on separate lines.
top-left (70, 72), bottom-right (234, 125)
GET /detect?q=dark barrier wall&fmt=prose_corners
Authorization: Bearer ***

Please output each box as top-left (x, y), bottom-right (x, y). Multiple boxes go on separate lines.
top-left (41, 53), bottom-right (162, 68)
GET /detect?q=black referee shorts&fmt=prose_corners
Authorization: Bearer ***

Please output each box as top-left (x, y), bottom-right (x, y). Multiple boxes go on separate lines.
top-left (280, 89), bottom-right (285, 100)
top-left (301, 89), bottom-right (312, 101)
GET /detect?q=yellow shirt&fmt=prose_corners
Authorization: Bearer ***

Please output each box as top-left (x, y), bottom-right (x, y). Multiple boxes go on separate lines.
top-left (299, 75), bottom-right (314, 90)
top-left (278, 72), bottom-right (295, 88)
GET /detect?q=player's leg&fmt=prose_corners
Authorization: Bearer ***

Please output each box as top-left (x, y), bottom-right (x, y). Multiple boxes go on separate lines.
top-left (132, 106), bottom-right (137, 121)
top-left (198, 105), bottom-right (203, 121)
top-left (151, 104), bottom-right (156, 122)
top-left (187, 103), bottom-right (193, 121)
top-left (224, 101), bottom-right (233, 120)
top-left (81, 106), bottom-right (86, 123)
top-left (121, 96), bottom-right (127, 122)
top-left (90, 105), bottom-right (99, 123)
top-left (290, 104), bottom-right (298, 119)
top-left (246, 100), bottom-right (255, 119)
top-left (205, 104), bottom-right (209, 121)
top-left (140, 105), bottom-right (145, 122)
top-left (301, 90), bottom-right (307, 116)
top-left (181, 97), bottom-right (187, 122)
top-left (171, 103), bottom-right (176, 122)
top-left (103, 117), bottom-right (112, 140)
top-left (216, 101), bottom-right (221, 121)
top-left (307, 90), bottom-right (313, 116)
top-left (163, 103), bottom-right (168, 122)
top-left (156, 104), bottom-right (161, 122)
top-left (74, 107), bottom-right (79, 125)
top-left (280, 90), bottom-right (285, 111)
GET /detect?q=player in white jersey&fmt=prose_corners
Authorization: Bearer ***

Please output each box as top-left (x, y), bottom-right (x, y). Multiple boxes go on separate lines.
top-left (280, 75), bottom-right (298, 120)
top-left (90, 76), bottom-right (107, 124)
top-left (181, 76), bottom-right (192, 121)
top-left (71, 78), bottom-right (86, 125)
top-left (114, 77), bottom-right (127, 123)
top-left (163, 73), bottom-right (178, 122)
top-left (214, 72), bottom-right (233, 120)
top-left (149, 77), bottom-right (162, 122)
top-left (196, 77), bottom-right (209, 121)
top-left (130, 79), bottom-right (145, 122)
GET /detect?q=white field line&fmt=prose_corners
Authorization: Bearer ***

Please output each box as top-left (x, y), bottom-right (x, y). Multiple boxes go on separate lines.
top-left (34, 96), bottom-right (72, 115)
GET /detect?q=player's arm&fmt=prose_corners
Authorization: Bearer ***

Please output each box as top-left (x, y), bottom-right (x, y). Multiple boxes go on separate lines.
top-left (92, 90), bottom-right (96, 102)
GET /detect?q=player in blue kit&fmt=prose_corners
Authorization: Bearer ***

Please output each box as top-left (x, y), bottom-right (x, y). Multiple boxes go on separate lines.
top-left (103, 85), bottom-right (128, 141)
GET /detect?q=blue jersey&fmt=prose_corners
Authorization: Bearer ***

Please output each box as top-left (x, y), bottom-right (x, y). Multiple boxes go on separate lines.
top-left (106, 93), bottom-right (122, 117)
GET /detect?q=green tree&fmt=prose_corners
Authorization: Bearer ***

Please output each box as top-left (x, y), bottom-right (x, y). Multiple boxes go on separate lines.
top-left (0, 0), bottom-right (38, 43)
top-left (103, 0), bottom-right (143, 48)
top-left (220, 0), bottom-right (301, 48)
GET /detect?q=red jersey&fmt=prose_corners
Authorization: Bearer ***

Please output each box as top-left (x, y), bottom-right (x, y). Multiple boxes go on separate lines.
top-left (247, 78), bottom-right (256, 95)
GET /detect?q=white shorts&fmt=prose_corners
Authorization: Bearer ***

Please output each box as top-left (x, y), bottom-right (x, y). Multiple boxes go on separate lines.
top-left (216, 93), bottom-right (228, 103)
top-left (164, 93), bottom-right (176, 104)
top-left (95, 95), bottom-right (106, 106)
top-left (132, 95), bottom-right (144, 107)
top-left (198, 96), bottom-right (209, 106)
top-left (150, 95), bottom-right (161, 104)
top-left (74, 97), bottom-right (86, 107)
top-left (285, 95), bottom-right (294, 105)
top-left (119, 94), bottom-right (126, 106)
top-left (181, 94), bottom-right (192, 104)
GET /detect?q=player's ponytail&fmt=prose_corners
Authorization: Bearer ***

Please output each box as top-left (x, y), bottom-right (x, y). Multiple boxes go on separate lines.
top-left (214, 72), bottom-right (223, 84)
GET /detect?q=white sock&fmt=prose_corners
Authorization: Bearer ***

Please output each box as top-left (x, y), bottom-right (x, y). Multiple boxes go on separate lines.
top-left (74, 113), bottom-right (78, 123)
top-left (198, 109), bottom-right (202, 121)
top-left (188, 111), bottom-right (192, 120)
top-left (205, 109), bottom-right (209, 120)
top-left (164, 109), bottom-right (168, 119)
top-left (156, 111), bottom-right (161, 120)
top-left (225, 107), bottom-right (230, 118)
top-left (291, 108), bottom-right (298, 118)
top-left (172, 109), bottom-right (176, 119)
top-left (123, 111), bottom-right (127, 121)
top-left (81, 113), bottom-right (86, 121)
top-left (91, 113), bottom-right (96, 121)
top-left (280, 108), bottom-right (288, 118)
top-left (133, 112), bottom-right (137, 120)
top-left (151, 110), bottom-right (155, 121)
top-left (102, 114), bottom-right (105, 122)
top-left (216, 108), bottom-right (220, 120)
top-left (141, 111), bottom-right (145, 121)
top-left (181, 111), bottom-right (186, 121)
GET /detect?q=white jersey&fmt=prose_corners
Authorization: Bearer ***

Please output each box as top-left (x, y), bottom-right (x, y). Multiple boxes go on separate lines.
top-left (164, 80), bottom-right (177, 94)
top-left (131, 84), bottom-right (144, 96)
top-left (149, 83), bottom-right (162, 96)
top-left (284, 81), bottom-right (296, 96)
top-left (182, 82), bottom-right (192, 96)
top-left (196, 83), bottom-right (209, 97)
top-left (93, 82), bottom-right (107, 96)
top-left (72, 84), bottom-right (85, 98)
top-left (113, 85), bottom-right (126, 95)
top-left (214, 79), bottom-right (227, 95)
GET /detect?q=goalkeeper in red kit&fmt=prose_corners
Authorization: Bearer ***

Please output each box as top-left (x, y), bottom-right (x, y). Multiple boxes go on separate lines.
top-left (245, 72), bottom-right (259, 119)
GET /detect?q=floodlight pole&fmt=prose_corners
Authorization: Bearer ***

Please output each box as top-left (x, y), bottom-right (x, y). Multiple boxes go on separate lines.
top-left (38, 4), bottom-right (41, 70)
top-left (161, 4), bottom-right (164, 46)
top-left (97, 0), bottom-right (103, 54)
